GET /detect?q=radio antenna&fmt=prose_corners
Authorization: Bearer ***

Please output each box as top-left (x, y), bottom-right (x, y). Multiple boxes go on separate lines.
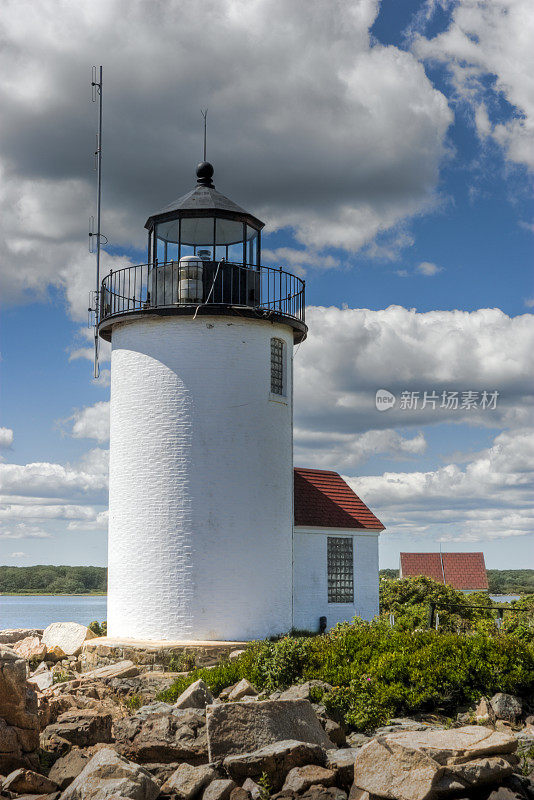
top-left (90, 65), bottom-right (103, 379)
top-left (201, 108), bottom-right (208, 161)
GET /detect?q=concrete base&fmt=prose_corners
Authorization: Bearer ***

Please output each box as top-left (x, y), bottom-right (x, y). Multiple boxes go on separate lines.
top-left (81, 637), bottom-right (248, 672)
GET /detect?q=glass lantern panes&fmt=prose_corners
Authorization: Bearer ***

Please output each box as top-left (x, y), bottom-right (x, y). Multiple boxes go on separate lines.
top-left (327, 537), bottom-right (354, 603)
top-left (271, 338), bottom-right (284, 395)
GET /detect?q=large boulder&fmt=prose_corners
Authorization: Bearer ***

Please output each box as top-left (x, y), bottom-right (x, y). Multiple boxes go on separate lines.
top-left (206, 700), bottom-right (332, 761)
top-left (0, 628), bottom-right (43, 645)
top-left (174, 679), bottom-right (214, 710)
top-left (113, 707), bottom-right (208, 764)
top-left (227, 679), bottom-right (258, 702)
top-left (352, 726), bottom-right (517, 800)
top-left (490, 693), bottom-right (522, 723)
top-left (2, 766), bottom-right (59, 794)
top-left (282, 764), bottom-right (337, 793)
top-left (81, 660), bottom-right (139, 680)
top-left (12, 635), bottom-right (48, 661)
top-left (43, 709), bottom-right (113, 748)
top-left (42, 622), bottom-right (96, 657)
top-left (59, 747), bottom-right (159, 800)
top-left (28, 668), bottom-right (54, 692)
top-left (0, 644), bottom-right (40, 772)
top-left (49, 747), bottom-right (93, 789)
top-left (223, 739), bottom-right (327, 788)
top-left (161, 762), bottom-right (217, 799)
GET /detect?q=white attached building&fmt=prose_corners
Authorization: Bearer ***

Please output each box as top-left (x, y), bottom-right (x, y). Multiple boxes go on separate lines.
top-left (293, 468), bottom-right (384, 631)
top-left (98, 161), bottom-right (384, 642)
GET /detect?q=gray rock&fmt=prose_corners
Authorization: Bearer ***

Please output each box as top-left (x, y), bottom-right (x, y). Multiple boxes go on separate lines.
top-left (44, 709), bottom-right (113, 748)
top-left (0, 644), bottom-right (40, 773)
top-left (161, 762), bottom-right (217, 799)
top-left (223, 739), bottom-right (327, 788)
top-left (28, 669), bottom-right (54, 691)
top-left (323, 719), bottom-right (345, 747)
top-left (113, 707), bottom-right (207, 764)
top-left (242, 778), bottom-right (262, 800)
top-left (49, 748), bottom-right (92, 789)
top-left (300, 788), bottom-right (347, 800)
top-left (207, 700), bottom-right (332, 761)
top-left (230, 787), bottom-right (252, 800)
top-left (2, 767), bottom-right (59, 794)
top-left (227, 679), bottom-right (258, 702)
top-left (135, 702), bottom-right (174, 719)
top-left (325, 749), bottom-right (360, 787)
top-left (175, 679), bottom-right (214, 710)
top-left (282, 765), bottom-right (336, 793)
top-left (229, 650), bottom-right (246, 661)
top-left (202, 778), bottom-right (237, 800)
top-left (42, 623), bottom-right (96, 658)
top-left (278, 683), bottom-right (332, 703)
top-left (81, 661), bottom-right (139, 680)
top-left (0, 629), bottom-right (43, 645)
top-left (59, 747), bottom-right (159, 800)
top-left (491, 693), bottom-right (522, 723)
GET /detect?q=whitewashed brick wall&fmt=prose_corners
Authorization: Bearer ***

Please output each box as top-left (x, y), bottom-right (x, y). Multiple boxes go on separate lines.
top-left (107, 315), bottom-right (294, 641)
top-left (292, 528), bottom-right (380, 632)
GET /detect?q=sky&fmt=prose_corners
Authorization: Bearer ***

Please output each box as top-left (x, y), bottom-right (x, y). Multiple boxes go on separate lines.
top-left (0, 0), bottom-right (533, 571)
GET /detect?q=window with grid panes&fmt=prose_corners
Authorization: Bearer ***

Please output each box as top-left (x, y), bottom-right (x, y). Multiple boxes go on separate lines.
top-left (270, 338), bottom-right (284, 395)
top-left (327, 536), bottom-right (354, 603)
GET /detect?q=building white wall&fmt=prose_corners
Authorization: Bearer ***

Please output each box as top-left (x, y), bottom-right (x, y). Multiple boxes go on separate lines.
top-left (107, 314), bottom-right (294, 641)
top-left (292, 527), bottom-right (380, 632)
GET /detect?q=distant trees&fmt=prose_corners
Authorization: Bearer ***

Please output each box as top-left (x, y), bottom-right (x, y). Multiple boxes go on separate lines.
top-left (0, 566), bottom-right (107, 594)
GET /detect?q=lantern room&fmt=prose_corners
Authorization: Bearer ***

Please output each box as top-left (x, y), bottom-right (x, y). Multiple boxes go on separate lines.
top-left (145, 161), bottom-right (263, 267)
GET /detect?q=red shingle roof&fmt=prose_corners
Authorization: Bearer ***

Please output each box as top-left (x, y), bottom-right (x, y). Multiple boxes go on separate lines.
top-left (399, 552), bottom-right (488, 590)
top-left (294, 468), bottom-right (384, 530)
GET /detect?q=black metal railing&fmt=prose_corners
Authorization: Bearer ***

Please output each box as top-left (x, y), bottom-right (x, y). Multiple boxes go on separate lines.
top-left (98, 261), bottom-right (305, 326)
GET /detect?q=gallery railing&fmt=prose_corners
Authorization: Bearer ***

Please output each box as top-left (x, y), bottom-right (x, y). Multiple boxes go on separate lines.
top-left (98, 260), bottom-right (305, 326)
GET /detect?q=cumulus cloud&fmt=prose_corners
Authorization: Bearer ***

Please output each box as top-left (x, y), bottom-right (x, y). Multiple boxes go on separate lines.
top-left (347, 427), bottom-right (534, 542)
top-left (416, 261), bottom-right (442, 276)
top-left (0, 0), bottom-right (452, 315)
top-left (68, 401), bottom-right (110, 443)
top-left (294, 428), bottom-right (426, 470)
top-left (295, 305), bottom-right (534, 438)
top-left (0, 448), bottom-right (108, 501)
top-left (10, 552), bottom-right (28, 558)
top-left (412, 0), bottom-right (534, 170)
top-left (0, 428), bottom-right (14, 449)
top-left (0, 523), bottom-right (51, 539)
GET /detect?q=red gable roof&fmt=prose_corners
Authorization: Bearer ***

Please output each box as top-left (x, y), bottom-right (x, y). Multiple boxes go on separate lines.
top-left (399, 552), bottom-right (488, 590)
top-left (294, 468), bottom-right (384, 530)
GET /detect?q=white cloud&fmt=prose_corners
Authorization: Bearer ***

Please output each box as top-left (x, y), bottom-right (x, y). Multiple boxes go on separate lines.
top-left (0, 523), bottom-right (51, 540)
top-left (346, 428), bottom-right (534, 542)
top-left (10, 552), bottom-right (28, 558)
top-left (0, 0), bottom-right (452, 315)
top-left (68, 401), bottom-right (110, 443)
top-left (295, 427), bottom-right (426, 470)
top-left (412, 0), bottom-right (534, 170)
top-left (0, 428), bottom-right (13, 449)
top-left (416, 261), bottom-right (442, 276)
top-left (295, 305), bottom-right (534, 437)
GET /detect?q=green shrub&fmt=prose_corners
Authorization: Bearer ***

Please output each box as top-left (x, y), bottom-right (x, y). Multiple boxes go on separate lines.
top-left (156, 607), bottom-right (534, 731)
top-left (125, 693), bottom-right (143, 711)
top-left (88, 620), bottom-right (107, 637)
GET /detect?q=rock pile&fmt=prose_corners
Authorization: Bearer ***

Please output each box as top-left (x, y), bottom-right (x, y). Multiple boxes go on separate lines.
top-left (1, 639), bottom-right (533, 800)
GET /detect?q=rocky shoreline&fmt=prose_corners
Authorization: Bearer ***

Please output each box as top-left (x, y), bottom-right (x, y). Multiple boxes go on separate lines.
top-left (1, 625), bottom-right (533, 800)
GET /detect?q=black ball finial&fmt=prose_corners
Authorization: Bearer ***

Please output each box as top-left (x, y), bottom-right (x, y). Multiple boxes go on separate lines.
top-left (196, 161), bottom-right (214, 187)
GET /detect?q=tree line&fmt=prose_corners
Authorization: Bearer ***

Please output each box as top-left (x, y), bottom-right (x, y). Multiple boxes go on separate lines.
top-left (0, 565), bottom-right (107, 594)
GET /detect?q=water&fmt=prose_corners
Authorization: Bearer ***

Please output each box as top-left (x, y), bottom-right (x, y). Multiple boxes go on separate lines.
top-left (489, 594), bottom-right (520, 603)
top-left (0, 595), bottom-right (108, 630)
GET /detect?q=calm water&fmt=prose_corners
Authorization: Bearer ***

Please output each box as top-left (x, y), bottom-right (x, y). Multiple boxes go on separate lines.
top-left (0, 595), bottom-right (107, 630)
top-left (489, 594), bottom-right (520, 603)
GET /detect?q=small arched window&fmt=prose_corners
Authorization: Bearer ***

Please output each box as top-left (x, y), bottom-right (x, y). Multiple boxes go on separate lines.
top-left (270, 337), bottom-right (285, 396)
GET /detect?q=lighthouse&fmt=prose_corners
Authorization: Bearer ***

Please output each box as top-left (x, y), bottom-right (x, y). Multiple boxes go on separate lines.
top-left (98, 162), bottom-right (307, 641)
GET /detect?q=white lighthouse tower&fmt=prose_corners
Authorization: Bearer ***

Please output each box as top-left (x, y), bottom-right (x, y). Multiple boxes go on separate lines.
top-left (98, 162), bottom-right (307, 641)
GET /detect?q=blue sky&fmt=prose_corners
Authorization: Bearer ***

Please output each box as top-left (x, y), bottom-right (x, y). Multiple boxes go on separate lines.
top-left (0, 0), bottom-right (532, 571)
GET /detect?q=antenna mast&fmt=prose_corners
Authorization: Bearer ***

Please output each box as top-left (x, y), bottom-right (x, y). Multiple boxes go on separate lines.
top-left (90, 65), bottom-right (103, 379)
top-left (201, 109), bottom-right (208, 161)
